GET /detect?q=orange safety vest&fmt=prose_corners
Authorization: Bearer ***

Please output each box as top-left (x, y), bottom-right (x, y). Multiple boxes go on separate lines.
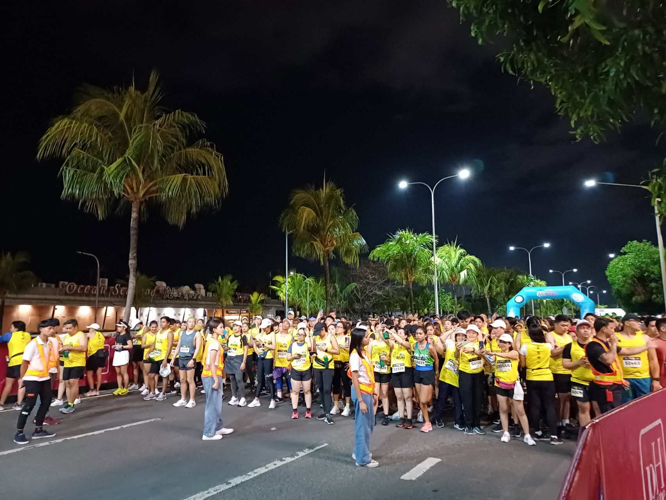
top-left (25, 341), bottom-right (49, 379)
top-left (347, 353), bottom-right (375, 395)
top-left (585, 337), bottom-right (626, 386)
top-left (202, 340), bottom-right (224, 378)
top-left (48, 337), bottom-right (59, 370)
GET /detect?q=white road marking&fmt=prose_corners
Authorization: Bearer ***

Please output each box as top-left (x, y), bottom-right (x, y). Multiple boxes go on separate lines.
top-left (0, 418), bottom-right (160, 456)
top-left (400, 457), bottom-right (442, 480)
top-left (183, 443), bottom-right (329, 500)
top-left (0, 390), bottom-right (138, 412)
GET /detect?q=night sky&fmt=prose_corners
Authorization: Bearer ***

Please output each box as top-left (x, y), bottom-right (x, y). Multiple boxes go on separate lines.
top-left (3, 1), bottom-right (662, 300)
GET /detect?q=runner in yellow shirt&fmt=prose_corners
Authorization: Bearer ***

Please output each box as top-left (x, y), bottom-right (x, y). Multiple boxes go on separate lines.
top-left (59, 319), bottom-right (88, 414)
top-left (389, 327), bottom-right (415, 429)
top-left (548, 315), bottom-right (573, 435)
top-left (288, 325), bottom-right (313, 419)
top-left (617, 313), bottom-right (662, 402)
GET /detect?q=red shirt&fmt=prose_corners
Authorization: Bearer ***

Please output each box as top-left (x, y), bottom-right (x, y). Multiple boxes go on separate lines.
top-left (653, 337), bottom-right (666, 387)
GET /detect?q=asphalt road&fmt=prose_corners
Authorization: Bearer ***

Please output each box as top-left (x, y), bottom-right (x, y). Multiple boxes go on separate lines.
top-left (0, 387), bottom-right (574, 500)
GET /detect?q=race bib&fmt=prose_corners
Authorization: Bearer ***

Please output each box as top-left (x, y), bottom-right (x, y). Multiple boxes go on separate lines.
top-left (180, 347), bottom-right (190, 354)
top-left (292, 356), bottom-right (305, 368)
top-left (278, 351), bottom-right (288, 359)
top-left (149, 349), bottom-right (161, 359)
top-left (497, 360), bottom-right (512, 372)
top-left (392, 363), bottom-right (405, 373)
top-left (415, 358), bottom-right (427, 367)
top-left (469, 359), bottom-right (483, 371)
top-left (623, 357), bottom-right (641, 368)
top-left (571, 385), bottom-right (584, 398)
top-left (444, 359), bottom-right (459, 374)
top-left (374, 362), bottom-right (388, 373)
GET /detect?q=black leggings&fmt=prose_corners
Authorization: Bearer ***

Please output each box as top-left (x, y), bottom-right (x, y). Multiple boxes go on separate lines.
top-left (332, 362), bottom-right (351, 398)
top-left (194, 362), bottom-right (203, 386)
top-left (314, 368), bottom-right (334, 415)
top-left (244, 354), bottom-right (256, 389)
top-left (459, 371), bottom-right (484, 428)
top-left (527, 380), bottom-right (558, 437)
top-left (18, 380), bottom-right (51, 431)
top-left (255, 357), bottom-right (275, 399)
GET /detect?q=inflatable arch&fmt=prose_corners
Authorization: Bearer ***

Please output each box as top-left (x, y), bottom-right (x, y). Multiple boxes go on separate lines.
top-left (506, 286), bottom-right (595, 319)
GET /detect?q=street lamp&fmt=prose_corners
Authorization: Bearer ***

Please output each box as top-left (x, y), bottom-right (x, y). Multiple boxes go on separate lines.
top-left (398, 168), bottom-right (471, 315)
top-left (76, 251), bottom-right (100, 322)
top-left (590, 289), bottom-right (607, 305)
top-left (509, 243), bottom-right (550, 314)
top-left (584, 178), bottom-right (666, 312)
top-left (584, 285), bottom-right (596, 297)
top-left (549, 268), bottom-right (577, 286)
top-left (608, 253), bottom-right (616, 258)
top-left (285, 232), bottom-right (289, 317)
top-left (569, 280), bottom-right (592, 288)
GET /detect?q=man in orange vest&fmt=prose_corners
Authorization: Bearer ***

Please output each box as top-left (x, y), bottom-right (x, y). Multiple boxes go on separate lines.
top-left (14, 319), bottom-right (58, 445)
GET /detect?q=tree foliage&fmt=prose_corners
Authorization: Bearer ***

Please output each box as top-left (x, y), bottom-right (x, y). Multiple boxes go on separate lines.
top-left (606, 240), bottom-right (664, 313)
top-left (118, 272), bottom-right (155, 316)
top-left (271, 273), bottom-right (326, 316)
top-left (248, 291), bottom-right (266, 317)
top-left (209, 275), bottom-right (238, 324)
top-left (436, 239), bottom-right (482, 306)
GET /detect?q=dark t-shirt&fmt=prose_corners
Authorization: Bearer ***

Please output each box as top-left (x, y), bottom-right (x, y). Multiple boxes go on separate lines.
top-left (115, 333), bottom-right (131, 346)
top-left (585, 339), bottom-right (622, 375)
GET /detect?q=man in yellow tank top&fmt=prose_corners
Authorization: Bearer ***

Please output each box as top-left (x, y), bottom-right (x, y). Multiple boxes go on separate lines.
top-left (617, 314), bottom-right (661, 402)
top-left (59, 319), bottom-right (88, 414)
top-left (0, 321), bottom-right (31, 410)
top-left (562, 319), bottom-right (595, 429)
top-left (547, 315), bottom-right (573, 435)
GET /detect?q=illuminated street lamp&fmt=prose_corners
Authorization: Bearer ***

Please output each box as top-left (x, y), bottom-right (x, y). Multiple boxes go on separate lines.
top-left (509, 243), bottom-right (551, 314)
top-left (549, 268), bottom-right (577, 286)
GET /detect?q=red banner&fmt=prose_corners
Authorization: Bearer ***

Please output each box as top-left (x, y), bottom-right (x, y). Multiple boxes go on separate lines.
top-left (561, 389), bottom-right (666, 499)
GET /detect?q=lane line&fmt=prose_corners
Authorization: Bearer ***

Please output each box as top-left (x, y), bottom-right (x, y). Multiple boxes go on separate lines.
top-left (0, 390), bottom-right (141, 413)
top-left (183, 443), bottom-right (329, 500)
top-left (400, 457), bottom-right (442, 480)
top-left (0, 418), bottom-right (161, 456)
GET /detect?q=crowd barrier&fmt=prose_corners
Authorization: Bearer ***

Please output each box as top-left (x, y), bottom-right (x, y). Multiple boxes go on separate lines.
top-left (560, 389), bottom-right (666, 499)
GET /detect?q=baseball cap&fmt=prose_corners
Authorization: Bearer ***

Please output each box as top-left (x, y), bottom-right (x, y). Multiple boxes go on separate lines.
top-left (233, 320), bottom-right (243, 326)
top-left (313, 323), bottom-right (324, 335)
top-left (300, 315), bottom-right (307, 321)
top-left (623, 313), bottom-right (641, 322)
top-left (260, 318), bottom-right (272, 329)
top-left (498, 333), bottom-right (513, 343)
top-left (576, 319), bottom-right (592, 328)
top-left (297, 322), bottom-right (308, 330)
top-left (86, 323), bottom-right (101, 330)
top-left (466, 325), bottom-right (481, 335)
top-left (116, 320), bottom-right (129, 329)
top-left (287, 309), bottom-right (294, 315)
top-left (490, 319), bottom-right (507, 329)
top-left (309, 317), bottom-right (316, 322)
top-left (132, 320), bottom-right (143, 328)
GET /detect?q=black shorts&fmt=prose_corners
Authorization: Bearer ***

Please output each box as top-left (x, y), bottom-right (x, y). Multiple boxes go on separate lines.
top-left (6, 365), bottom-right (20, 379)
top-left (179, 357), bottom-right (194, 370)
top-left (553, 373), bottom-right (572, 394)
top-left (132, 346), bottom-right (144, 363)
top-left (290, 369), bottom-right (312, 382)
top-left (149, 360), bottom-right (162, 374)
top-left (374, 371), bottom-right (391, 384)
top-left (86, 354), bottom-right (104, 371)
top-left (391, 367), bottom-right (414, 388)
top-left (63, 366), bottom-right (84, 380)
top-left (571, 382), bottom-right (590, 403)
top-left (495, 386), bottom-right (515, 399)
top-left (414, 369), bottom-right (436, 386)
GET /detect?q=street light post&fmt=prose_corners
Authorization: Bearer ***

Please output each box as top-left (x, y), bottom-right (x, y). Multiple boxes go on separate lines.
top-left (285, 232), bottom-right (289, 318)
top-left (549, 268), bottom-right (577, 286)
top-left (509, 243), bottom-right (551, 314)
top-left (399, 168), bottom-right (470, 316)
top-left (77, 251), bottom-right (100, 322)
top-left (585, 179), bottom-right (666, 313)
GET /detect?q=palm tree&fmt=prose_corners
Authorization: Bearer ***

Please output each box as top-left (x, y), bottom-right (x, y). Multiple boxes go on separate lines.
top-left (369, 230), bottom-right (433, 312)
top-left (209, 275), bottom-right (238, 325)
top-left (280, 179), bottom-right (366, 312)
top-left (118, 272), bottom-right (156, 318)
top-left (436, 239), bottom-right (482, 309)
top-left (37, 71), bottom-right (229, 323)
top-left (248, 291), bottom-right (266, 317)
top-left (471, 265), bottom-right (502, 315)
top-left (0, 252), bottom-right (38, 328)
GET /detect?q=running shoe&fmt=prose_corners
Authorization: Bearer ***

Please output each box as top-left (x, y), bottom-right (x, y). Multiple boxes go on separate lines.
top-left (382, 415), bottom-right (389, 426)
top-left (550, 436), bottom-right (564, 446)
top-left (330, 405), bottom-right (340, 415)
top-left (12, 403), bottom-right (22, 411)
top-left (228, 397), bottom-right (239, 406)
top-left (201, 389), bottom-right (206, 394)
top-left (464, 427), bottom-right (474, 435)
top-left (524, 434), bottom-right (537, 446)
top-left (341, 406), bottom-right (351, 417)
top-left (237, 398), bottom-right (247, 407)
top-left (303, 409), bottom-right (311, 418)
top-left (351, 452), bottom-right (372, 460)
top-left (396, 418), bottom-right (406, 428)
top-left (417, 410), bottom-right (424, 423)
top-left (156, 393), bottom-right (167, 401)
top-left (113, 388), bottom-right (122, 396)
top-left (511, 426), bottom-right (522, 438)
top-left (50, 399), bottom-right (64, 407)
top-left (268, 399), bottom-right (276, 409)
top-left (534, 431), bottom-right (550, 441)
top-left (173, 399), bottom-right (187, 407)
top-left (174, 382), bottom-right (180, 389)
top-left (420, 422), bottom-right (433, 433)
top-left (59, 405), bottom-right (75, 414)
top-left (405, 419), bottom-right (414, 429)
top-left (316, 413), bottom-right (327, 421)
top-left (13, 432), bottom-right (29, 445)
top-left (140, 389), bottom-right (150, 396)
top-left (202, 434), bottom-right (222, 441)
top-left (435, 419), bottom-right (445, 429)
top-left (119, 388), bottom-right (129, 396)
top-left (32, 429), bottom-right (56, 440)
top-left (453, 424), bottom-right (465, 431)
top-left (501, 432), bottom-right (511, 443)
top-left (143, 393), bottom-right (157, 401)
top-left (185, 400), bottom-right (196, 408)
top-left (492, 423), bottom-right (503, 433)
top-left (41, 416), bottom-right (60, 426)
top-left (292, 410), bottom-right (299, 419)
top-left (355, 460), bottom-right (379, 468)
top-left (247, 399), bottom-right (261, 408)
top-left (324, 415), bottom-right (334, 425)
top-left (473, 427), bottom-right (486, 435)
top-left (84, 391), bottom-right (96, 397)
top-left (216, 428), bottom-right (234, 436)
top-left (0, 404), bottom-right (4, 410)
top-left (139, 384), bottom-right (146, 391)
top-left (74, 398), bottom-right (81, 405)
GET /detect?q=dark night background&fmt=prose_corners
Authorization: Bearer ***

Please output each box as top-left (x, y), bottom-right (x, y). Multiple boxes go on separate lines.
top-left (2, 1), bottom-right (662, 301)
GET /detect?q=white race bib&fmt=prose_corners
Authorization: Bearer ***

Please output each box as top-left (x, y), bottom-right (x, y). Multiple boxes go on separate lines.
top-left (392, 363), bottom-right (405, 373)
top-left (278, 351), bottom-right (288, 359)
top-left (469, 359), bottom-right (483, 371)
top-left (292, 356), bottom-right (305, 368)
top-left (497, 360), bottom-right (512, 372)
top-left (571, 385), bottom-right (584, 398)
top-left (149, 349), bottom-right (161, 359)
top-left (374, 362), bottom-right (388, 373)
top-left (180, 347), bottom-right (190, 354)
top-left (622, 357), bottom-right (641, 368)
top-left (415, 358), bottom-right (427, 367)
top-left (444, 359), bottom-right (459, 374)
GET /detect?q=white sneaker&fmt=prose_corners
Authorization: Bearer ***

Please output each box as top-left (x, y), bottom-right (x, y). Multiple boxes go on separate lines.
top-left (228, 397), bottom-right (239, 406)
top-left (277, 390), bottom-right (282, 400)
top-left (390, 411), bottom-right (400, 419)
top-left (341, 406), bottom-right (351, 417)
top-left (356, 460), bottom-right (379, 468)
top-left (173, 399), bottom-right (187, 407)
top-left (202, 434), bottom-right (223, 441)
top-left (139, 384), bottom-right (146, 391)
top-left (352, 452), bottom-right (373, 460)
top-left (238, 398), bottom-right (247, 407)
top-left (141, 389), bottom-right (150, 396)
top-left (156, 393), bottom-right (167, 401)
top-left (216, 428), bottom-right (234, 436)
top-left (269, 399), bottom-right (276, 409)
top-left (330, 406), bottom-right (340, 415)
top-left (74, 398), bottom-right (81, 405)
top-left (524, 434), bottom-right (537, 446)
top-left (185, 400), bottom-right (196, 408)
top-left (248, 398), bottom-right (261, 408)
top-left (174, 382), bottom-right (181, 389)
top-left (201, 389), bottom-right (206, 394)
top-left (51, 399), bottom-right (64, 407)
top-left (128, 384), bottom-right (138, 391)
top-left (501, 432), bottom-right (511, 443)
top-left (417, 410), bottom-right (424, 423)
top-left (143, 393), bottom-right (157, 401)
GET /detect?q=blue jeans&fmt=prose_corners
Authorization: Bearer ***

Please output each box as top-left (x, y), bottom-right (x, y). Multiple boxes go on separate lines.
top-left (203, 377), bottom-right (224, 437)
top-left (352, 391), bottom-right (374, 465)
top-left (622, 377), bottom-right (651, 403)
top-left (434, 382), bottom-right (464, 426)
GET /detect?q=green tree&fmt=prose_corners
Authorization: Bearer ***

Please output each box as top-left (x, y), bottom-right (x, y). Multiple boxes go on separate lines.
top-left (248, 291), bottom-right (266, 317)
top-left (118, 272), bottom-right (156, 319)
top-left (37, 71), bottom-right (229, 323)
top-left (0, 252), bottom-right (38, 328)
top-left (271, 273), bottom-right (326, 316)
top-left (370, 230), bottom-right (434, 312)
top-left (436, 240), bottom-right (482, 309)
top-left (471, 265), bottom-right (504, 315)
top-left (606, 240), bottom-right (664, 313)
top-left (280, 179), bottom-right (366, 312)
top-left (328, 266), bottom-right (357, 315)
top-left (209, 275), bottom-right (238, 325)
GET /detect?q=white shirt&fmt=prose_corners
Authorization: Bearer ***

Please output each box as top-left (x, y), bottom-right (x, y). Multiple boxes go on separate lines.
top-left (349, 351), bottom-right (371, 387)
top-left (23, 337), bottom-right (51, 382)
top-left (205, 338), bottom-right (220, 367)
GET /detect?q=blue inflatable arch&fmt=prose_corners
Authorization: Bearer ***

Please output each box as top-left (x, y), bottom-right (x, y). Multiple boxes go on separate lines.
top-left (506, 286), bottom-right (595, 319)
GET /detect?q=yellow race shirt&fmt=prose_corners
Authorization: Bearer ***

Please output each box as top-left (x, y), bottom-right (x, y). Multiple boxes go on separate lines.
top-left (313, 335), bottom-right (334, 369)
top-left (226, 334), bottom-right (246, 357)
top-left (439, 340), bottom-right (459, 387)
top-left (289, 341), bottom-right (311, 371)
top-left (522, 343), bottom-right (553, 381)
top-left (391, 343), bottom-right (412, 373)
top-left (143, 331), bottom-right (156, 361)
top-left (617, 331), bottom-right (650, 379)
top-left (87, 331), bottom-right (105, 356)
top-left (370, 339), bottom-right (390, 374)
top-left (550, 332), bottom-right (573, 375)
top-left (63, 331), bottom-right (86, 368)
top-left (274, 333), bottom-right (291, 368)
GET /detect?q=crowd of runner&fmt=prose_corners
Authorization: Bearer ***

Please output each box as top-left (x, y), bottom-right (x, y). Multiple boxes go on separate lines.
top-left (3, 308), bottom-right (665, 466)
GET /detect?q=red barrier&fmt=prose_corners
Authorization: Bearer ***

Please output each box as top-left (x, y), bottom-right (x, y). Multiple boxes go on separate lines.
top-left (561, 389), bottom-right (666, 499)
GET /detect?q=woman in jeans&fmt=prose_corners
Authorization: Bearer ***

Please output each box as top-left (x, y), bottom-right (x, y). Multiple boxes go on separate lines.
top-left (248, 318), bottom-right (277, 408)
top-left (313, 323), bottom-right (339, 425)
top-left (349, 325), bottom-right (378, 468)
top-left (201, 317), bottom-right (234, 441)
top-left (456, 324), bottom-right (486, 435)
top-left (519, 322), bottom-right (562, 445)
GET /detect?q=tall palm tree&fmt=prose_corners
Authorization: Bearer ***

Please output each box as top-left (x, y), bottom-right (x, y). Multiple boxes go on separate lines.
top-left (436, 239), bottom-right (482, 308)
top-left (0, 252), bottom-right (38, 328)
top-left (248, 291), bottom-right (266, 317)
top-left (280, 179), bottom-right (366, 312)
top-left (37, 71), bottom-right (229, 322)
top-left (369, 229), bottom-right (433, 312)
top-left (118, 272), bottom-right (156, 318)
top-left (471, 265), bottom-right (502, 315)
top-left (209, 275), bottom-right (238, 325)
